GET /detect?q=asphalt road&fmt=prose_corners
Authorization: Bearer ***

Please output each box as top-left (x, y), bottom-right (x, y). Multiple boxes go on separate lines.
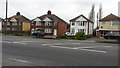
top-left (2, 36), bottom-right (118, 66)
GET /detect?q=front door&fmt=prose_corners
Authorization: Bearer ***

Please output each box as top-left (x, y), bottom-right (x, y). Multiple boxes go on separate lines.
top-left (54, 29), bottom-right (57, 36)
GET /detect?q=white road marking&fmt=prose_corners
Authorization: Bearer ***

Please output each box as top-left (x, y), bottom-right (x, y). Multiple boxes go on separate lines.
top-left (8, 58), bottom-right (31, 63)
top-left (20, 41), bottom-right (34, 43)
top-left (49, 46), bottom-right (107, 53)
top-left (72, 43), bottom-right (81, 45)
top-left (2, 41), bottom-right (11, 43)
top-left (80, 49), bottom-right (107, 53)
top-left (13, 42), bottom-right (27, 45)
top-left (41, 44), bottom-right (50, 46)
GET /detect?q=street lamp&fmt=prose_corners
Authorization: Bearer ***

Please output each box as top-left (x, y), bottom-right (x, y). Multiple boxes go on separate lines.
top-left (5, 0), bottom-right (8, 35)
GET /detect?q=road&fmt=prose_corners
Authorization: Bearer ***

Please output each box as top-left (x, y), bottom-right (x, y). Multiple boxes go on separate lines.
top-left (2, 36), bottom-right (118, 66)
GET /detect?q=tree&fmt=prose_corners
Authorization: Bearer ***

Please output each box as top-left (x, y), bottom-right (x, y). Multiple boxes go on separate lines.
top-left (99, 4), bottom-right (102, 20)
top-left (66, 24), bottom-right (70, 29)
top-left (89, 4), bottom-right (95, 23)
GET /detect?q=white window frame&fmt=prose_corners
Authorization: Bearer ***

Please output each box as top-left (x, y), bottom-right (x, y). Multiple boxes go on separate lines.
top-left (45, 28), bottom-right (52, 33)
top-left (7, 27), bottom-right (10, 31)
top-left (36, 21), bottom-right (42, 26)
top-left (12, 22), bottom-right (18, 26)
top-left (71, 29), bottom-right (75, 34)
top-left (111, 21), bottom-right (120, 26)
top-left (45, 21), bottom-right (52, 26)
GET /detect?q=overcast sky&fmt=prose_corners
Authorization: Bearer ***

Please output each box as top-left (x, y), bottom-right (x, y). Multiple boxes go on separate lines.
top-left (0, 0), bottom-right (120, 29)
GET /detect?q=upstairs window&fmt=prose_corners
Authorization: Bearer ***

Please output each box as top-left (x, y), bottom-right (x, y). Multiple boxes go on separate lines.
top-left (77, 21), bottom-right (86, 26)
top-left (72, 22), bottom-right (75, 26)
top-left (45, 21), bottom-right (52, 26)
top-left (111, 21), bottom-right (120, 26)
top-left (54, 22), bottom-right (57, 26)
top-left (36, 21), bottom-right (42, 26)
top-left (12, 22), bottom-right (18, 26)
top-left (7, 22), bottom-right (10, 25)
top-left (101, 22), bottom-right (106, 26)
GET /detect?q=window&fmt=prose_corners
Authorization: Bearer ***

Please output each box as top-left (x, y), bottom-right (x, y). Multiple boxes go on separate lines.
top-left (12, 27), bottom-right (18, 31)
top-left (102, 22), bottom-right (106, 26)
top-left (7, 22), bottom-right (10, 25)
top-left (111, 21), bottom-right (120, 26)
top-left (78, 29), bottom-right (86, 33)
top-left (71, 29), bottom-right (75, 34)
top-left (78, 21), bottom-right (86, 26)
top-left (45, 21), bottom-right (52, 26)
top-left (45, 28), bottom-right (52, 33)
top-left (12, 22), bottom-right (18, 25)
top-left (36, 21), bottom-right (42, 26)
top-left (72, 22), bottom-right (75, 26)
top-left (54, 22), bottom-right (57, 26)
top-left (7, 27), bottom-right (10, 31)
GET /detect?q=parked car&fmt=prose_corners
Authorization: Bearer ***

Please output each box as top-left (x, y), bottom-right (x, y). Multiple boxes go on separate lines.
top-left (31, 33), bottom-right (44, 36)
top-left (65, 32), bottom-right (74, 37)
top-left (104, 32), bottom-right (120, 39)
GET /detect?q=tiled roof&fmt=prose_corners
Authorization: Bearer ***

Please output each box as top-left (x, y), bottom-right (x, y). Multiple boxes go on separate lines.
top-left (9, 12), bottom-right (30, 22)
top-left (69, 14), bottom-right (93, 23)
top-left (37, 11), bottom-right (67, 23)
top-left (99, 13), bottom-right (120, 21)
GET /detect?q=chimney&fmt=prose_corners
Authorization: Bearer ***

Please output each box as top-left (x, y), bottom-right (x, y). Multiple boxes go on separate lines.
top-left (16, 12), bottom-right (20, 16)
top-left (47, 10), bottom-right (51, 15)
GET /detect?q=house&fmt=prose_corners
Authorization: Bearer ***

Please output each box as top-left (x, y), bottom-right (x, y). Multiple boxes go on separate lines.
top-left (31, 10), bottom-right (67, 38)
top-left (2, 12), bottom-right (31, 35)
top-left (96, 13), bottom-right (120, 37)
top-left (69, 14), bottom-right (94, 35)
top-left (0, 17), bottom-right (3, 31)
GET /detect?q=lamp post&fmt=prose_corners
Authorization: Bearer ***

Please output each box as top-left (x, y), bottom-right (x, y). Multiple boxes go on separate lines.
top-left (5, 0), bottom-right (8, 35)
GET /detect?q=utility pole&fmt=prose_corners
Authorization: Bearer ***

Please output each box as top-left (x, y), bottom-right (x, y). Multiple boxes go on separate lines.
top-left (5, 0), bottom-right (8, 35)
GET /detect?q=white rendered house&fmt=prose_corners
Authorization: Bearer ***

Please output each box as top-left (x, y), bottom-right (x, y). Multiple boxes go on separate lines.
top-left (69, 14), bottom-right (94, 35)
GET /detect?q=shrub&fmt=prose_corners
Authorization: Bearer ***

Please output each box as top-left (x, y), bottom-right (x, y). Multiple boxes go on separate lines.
top-left (75, 32), bottom-right (86, 40)
top-left (85, 35), bottom-right (93, 38)
top-left (60, 34), bottom-right (67, 39)
top-left (13, 33), bottom-right (23, 36)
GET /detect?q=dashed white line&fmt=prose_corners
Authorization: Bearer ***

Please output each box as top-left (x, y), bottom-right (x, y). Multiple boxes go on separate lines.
top-left (13, 42), bottom-right (27, 45)
top-left (80, 49), bottom-right (107, 53)
top-left (49, 46), bottom-right (107, 53)
top-left (8, 58), bottom-right (31, 63)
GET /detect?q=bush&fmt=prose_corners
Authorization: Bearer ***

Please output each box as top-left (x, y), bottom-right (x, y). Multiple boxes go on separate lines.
top-left (75, 32), bottom-right (86, 40)
top-left (60, 34), bottom-right (67, 39)
top-left (13, 33), bottom-right (23, 36)
top-left (85, 35), bottom-right (93, 38)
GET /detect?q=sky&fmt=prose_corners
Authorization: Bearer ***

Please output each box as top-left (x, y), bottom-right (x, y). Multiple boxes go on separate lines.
top-left (0, 0), bottom-right (120, 29)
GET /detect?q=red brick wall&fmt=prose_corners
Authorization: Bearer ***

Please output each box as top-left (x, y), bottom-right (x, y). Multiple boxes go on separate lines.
top-left (57, 22), bottom-right (66, 36)
top-left (96, 31), bottom-right (100, 37)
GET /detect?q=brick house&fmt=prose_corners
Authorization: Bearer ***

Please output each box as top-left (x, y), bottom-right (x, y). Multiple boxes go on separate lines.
top-left (2, 12), bottom-right (31, 35)
top-left (96, 13), bottom-right (120, 38)
top-left (31, 10), bottom-right (67, 38)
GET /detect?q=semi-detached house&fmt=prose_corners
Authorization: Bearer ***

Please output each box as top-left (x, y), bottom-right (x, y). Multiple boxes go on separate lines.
top-left (31, 10), bottom-right (67, 38)
top-left (2, 12), bottom-right (31, 35)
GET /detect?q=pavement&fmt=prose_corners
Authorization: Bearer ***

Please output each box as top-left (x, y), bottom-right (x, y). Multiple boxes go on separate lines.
top-left (2, 36), bottom-right (118, 66)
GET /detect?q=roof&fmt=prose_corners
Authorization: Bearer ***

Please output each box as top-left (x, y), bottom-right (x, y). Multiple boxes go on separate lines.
top-left (99, 13), bottom-right (120, 21)
top-left (8, 12), bottom-right (31, 22)
top-left (35, 11), bottom-right (67, 23)
top-left (69, 14), bottom-right (93, 23)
